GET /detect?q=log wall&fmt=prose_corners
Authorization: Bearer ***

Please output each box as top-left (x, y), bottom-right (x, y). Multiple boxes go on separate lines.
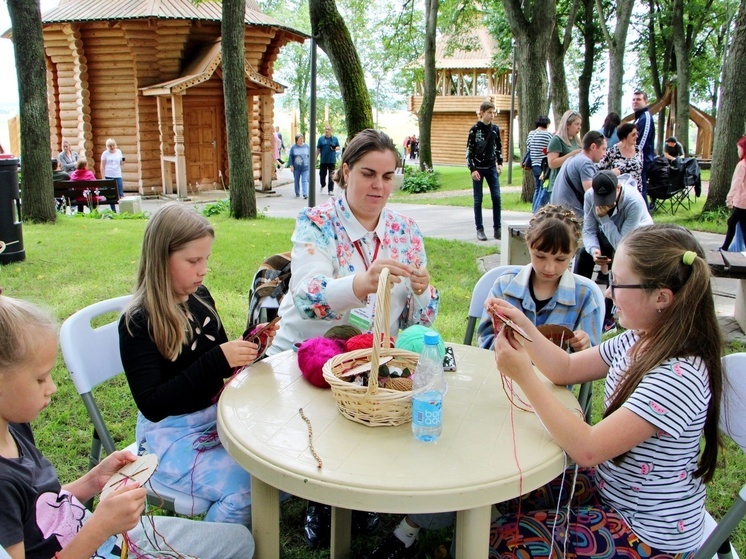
top-left (44, 17), bottom-right (293, 194)
top-left (424, 112), bottom-right (510, 167)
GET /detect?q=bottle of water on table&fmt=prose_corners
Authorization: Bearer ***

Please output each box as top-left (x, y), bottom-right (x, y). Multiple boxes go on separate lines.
top-left (412, 332), bottom-right (446, 442)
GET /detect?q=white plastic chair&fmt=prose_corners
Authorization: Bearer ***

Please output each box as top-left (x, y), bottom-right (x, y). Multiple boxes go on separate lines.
top-left (695, 353), bottom-right (746, 559)
top-left (59, 295), bottom-right (211, 516)
top-left (463, 265), bottom-right (519, 345)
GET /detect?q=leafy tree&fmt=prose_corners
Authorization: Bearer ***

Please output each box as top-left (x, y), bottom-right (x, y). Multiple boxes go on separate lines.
top-left (594, 0), bottom-right (634, 115)
top-left (7, 0), bottom-right (55, 223)
top-left (418, 0), bottom-right (438, 170)
top-left (222, 0), bottom-right (256, 218)
top-left (308, 0), bottom-right (373, 136)
top-left (704, 0), bottom-right (746, 210)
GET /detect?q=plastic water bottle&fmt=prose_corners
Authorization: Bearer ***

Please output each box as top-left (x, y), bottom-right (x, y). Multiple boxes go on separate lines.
top-left (412, 332), bottom-right (446, 442)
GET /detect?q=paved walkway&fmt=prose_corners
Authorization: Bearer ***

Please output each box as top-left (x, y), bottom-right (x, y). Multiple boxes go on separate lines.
top-left (139, 168), bottom-right (746, 344)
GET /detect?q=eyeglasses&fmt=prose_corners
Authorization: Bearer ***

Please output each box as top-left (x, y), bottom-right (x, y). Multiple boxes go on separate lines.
top-left (608, 271), bottom-right (648, 299)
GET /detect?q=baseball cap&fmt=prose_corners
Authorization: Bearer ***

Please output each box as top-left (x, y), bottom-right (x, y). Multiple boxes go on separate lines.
top-left (592, 171), bottom-right (618, 206)
top-left (666, 136), bottom-right (678, 143)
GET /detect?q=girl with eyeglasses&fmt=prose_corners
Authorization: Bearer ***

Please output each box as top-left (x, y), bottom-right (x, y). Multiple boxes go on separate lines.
top-left (488, 223), bottom-right (723, 559)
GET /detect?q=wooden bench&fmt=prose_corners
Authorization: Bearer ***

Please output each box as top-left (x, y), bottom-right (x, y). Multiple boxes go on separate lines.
top-left (706, 250), bottom-right (746, 332)
top-left (53, 179), bottom-right (119, 210)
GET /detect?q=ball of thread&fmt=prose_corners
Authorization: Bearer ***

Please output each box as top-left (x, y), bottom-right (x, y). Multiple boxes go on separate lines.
top-left (297, 337), bottom-right (346, 388)
top-left (344, 333), bottom-right (395, 352)
top-left (395, 325), bottom-right (445, 359)
top-left (324, 324), bottom-right (362, 341)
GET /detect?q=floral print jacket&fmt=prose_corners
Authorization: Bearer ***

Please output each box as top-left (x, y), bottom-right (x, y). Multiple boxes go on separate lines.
top-left (269, 195), bottom-right (440, 354)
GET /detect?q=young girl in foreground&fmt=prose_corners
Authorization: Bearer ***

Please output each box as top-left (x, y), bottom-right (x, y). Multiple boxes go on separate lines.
top-left (0, 294), bottom-right (253, 559)
top-left (490, 223), bottom-right (722, 557)
top-left (477, 204), bottom-right (603, 351)
top-left (120, 202), bottom-right (274, 526)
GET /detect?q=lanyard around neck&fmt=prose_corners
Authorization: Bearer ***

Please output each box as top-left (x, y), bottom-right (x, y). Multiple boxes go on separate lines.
top-left (353, 236), bottom-right (380, 271)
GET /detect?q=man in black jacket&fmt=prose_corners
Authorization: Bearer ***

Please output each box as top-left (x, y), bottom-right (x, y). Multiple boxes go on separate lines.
top-left (466, 101), bottom-right (503, 241)
top-left (632, 90), bottom-right (656, 205)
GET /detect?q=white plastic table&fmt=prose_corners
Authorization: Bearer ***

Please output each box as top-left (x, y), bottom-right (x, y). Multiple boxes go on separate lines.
top-left (217, 344), bottom-right (580, 559)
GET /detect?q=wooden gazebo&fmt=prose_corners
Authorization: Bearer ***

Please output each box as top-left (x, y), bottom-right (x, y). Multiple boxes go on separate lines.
top-left (408, 28), bottom-right (514, 166)
top-left (40, 0), bottom-right (305, 196)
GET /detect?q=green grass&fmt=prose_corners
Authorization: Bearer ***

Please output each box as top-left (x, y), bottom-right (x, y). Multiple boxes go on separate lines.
top-left (2, 208), bottom-right (741, 557)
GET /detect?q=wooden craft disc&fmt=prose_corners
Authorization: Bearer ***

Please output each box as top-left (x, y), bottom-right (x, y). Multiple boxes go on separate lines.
top-left (101, 453), bottom-right (158, 500)
top-left (536, 324), bottom-right (574, 349)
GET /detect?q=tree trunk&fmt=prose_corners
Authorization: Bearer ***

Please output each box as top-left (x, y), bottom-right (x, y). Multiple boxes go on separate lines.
top-left (502, 0), bottom-right (554, 155)
top-left (222, 0), bottom-right (256, 219)
top-left (704, 0), bottom-right (746, 211)
top-left (7, 0), bottom-right (55, 223)
top-left (595, 0), bottom-right (633, 115)
top-left (577, 0), bottom-right (595, 136)
top-left (502, 0), bottom-right (555, 203)
top-left (671, 0), bottom-right (690, 154)
top-left (309, 0), bottom-right (373, 136)
top-left (418, 0), bottom-right (438, 171)
top-left (547, 32), bottom-right (570, 123)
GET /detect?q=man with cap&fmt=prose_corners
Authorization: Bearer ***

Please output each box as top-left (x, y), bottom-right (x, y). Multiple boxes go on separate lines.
top-left (577, 170), bottom-right (653, 330)
top-left (664, 136), bottom-right (685, 161)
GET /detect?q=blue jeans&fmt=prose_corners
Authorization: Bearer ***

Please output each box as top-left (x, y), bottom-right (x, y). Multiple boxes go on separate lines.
top-left (531, 165), bottom-right (550, 213)
top-left (472, 166), bottom-right (501, 232)
top-left (293, 167), bottom-right (309, 197)
top-left (106, 176), bottom-right (124, 198)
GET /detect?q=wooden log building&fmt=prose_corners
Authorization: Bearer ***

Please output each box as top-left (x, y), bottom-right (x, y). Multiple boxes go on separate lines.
top-left (408, 28), bottom-right (515, 167)
top-left (38, 0), bottom-right (305, 196)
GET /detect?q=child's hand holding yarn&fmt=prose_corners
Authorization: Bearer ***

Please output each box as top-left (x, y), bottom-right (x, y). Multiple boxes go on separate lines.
top-left (220, 338), bottom-right (261, 368)
top-left (569, 329), bottom-right (590, 351)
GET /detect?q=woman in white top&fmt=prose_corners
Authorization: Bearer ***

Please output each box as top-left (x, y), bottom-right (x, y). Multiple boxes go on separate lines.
top-left (100, 138), bottom-right (124, 198)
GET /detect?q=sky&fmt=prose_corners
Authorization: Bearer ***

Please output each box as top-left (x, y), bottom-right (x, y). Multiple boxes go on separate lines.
top-left (0, 0), bottom-right (60, 111)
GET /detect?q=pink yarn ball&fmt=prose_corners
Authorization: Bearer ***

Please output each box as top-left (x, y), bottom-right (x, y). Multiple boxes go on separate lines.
top-left (297, 337), bottom-right (346, 388)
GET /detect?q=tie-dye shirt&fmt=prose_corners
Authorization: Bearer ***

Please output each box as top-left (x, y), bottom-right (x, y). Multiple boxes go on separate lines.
top-left (270, 195), bottom-right (440, 354)
top-left (597, 330), bottom-right (710, 552)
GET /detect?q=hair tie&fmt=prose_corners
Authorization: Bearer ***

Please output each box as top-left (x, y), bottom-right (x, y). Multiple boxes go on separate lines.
top-left (682, 251), bottom-right (697, 266)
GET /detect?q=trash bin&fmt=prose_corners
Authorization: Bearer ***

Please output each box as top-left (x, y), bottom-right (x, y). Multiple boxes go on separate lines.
top-left (0, 156), bottom-right (24, 264)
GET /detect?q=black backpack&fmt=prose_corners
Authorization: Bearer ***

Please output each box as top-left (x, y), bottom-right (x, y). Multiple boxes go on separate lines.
top-left (246, 252), bottom-right (291, 329)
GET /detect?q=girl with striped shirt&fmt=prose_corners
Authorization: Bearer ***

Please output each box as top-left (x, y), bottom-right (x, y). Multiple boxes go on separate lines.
top-left (489, 223), bottom-right (722, 558)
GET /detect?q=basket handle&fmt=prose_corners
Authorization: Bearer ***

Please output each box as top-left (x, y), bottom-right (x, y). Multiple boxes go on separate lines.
top-left (365, 267), bottom-right (393, 396)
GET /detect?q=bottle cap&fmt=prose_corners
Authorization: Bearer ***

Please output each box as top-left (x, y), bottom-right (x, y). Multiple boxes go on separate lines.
top-left (423, 332), bottom-right (440, 345)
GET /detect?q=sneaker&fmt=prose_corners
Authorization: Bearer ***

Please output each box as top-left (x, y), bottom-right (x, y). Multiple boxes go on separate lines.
top-left (603, 317), bottom-right (616, 333)
top-left (476, 230), bottom-right (488, 241)
top-left (365, 533), bottom-right (419, 559)
top-left (353, 511), bottom-right (381, 536)
top-left (494, 229), bottom-right (501, 240)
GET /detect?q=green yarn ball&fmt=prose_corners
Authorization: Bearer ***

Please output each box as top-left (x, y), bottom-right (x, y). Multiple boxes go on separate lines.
top-left (395, 325), bottom-right (445, 359)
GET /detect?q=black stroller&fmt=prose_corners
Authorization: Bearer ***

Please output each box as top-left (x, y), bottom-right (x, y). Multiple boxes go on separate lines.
top-left (646, 156), bottom-right (701, 214)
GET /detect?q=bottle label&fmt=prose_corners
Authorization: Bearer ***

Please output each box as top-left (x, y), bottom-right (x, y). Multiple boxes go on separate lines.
top-left (412, 392), bottom-right (442, 427)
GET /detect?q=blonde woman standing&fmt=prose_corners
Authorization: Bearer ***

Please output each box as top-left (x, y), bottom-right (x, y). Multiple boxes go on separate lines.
top-left (546, 110), bottom-right (582, 197)
top-left (100, 138), bottom-right (125, 198)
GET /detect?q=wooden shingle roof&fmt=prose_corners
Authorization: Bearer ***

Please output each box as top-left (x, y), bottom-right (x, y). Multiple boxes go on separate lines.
top-left (42, 0), bottom-right (306, 37)
top-left (434, 27), bottom-right (498, 70)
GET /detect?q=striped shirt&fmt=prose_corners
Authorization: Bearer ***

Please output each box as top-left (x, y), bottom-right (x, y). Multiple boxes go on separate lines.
top-left (476, 264), bottom-right (603, 349)
top-left (597, 330), bottom-right (710, 552)
top-left (526, 129), bottom-right (553, 168)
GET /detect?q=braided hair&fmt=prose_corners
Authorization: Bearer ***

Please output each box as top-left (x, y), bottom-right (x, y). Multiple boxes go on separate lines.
top-left (525, 204), bottom-right (582, 255)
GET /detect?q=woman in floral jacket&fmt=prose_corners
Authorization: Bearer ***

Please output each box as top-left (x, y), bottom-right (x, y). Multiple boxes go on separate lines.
top-left (269, 129), bottom-right (440, 355)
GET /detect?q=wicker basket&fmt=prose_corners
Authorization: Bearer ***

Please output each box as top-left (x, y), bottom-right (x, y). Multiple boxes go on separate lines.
top-left (322, 267), bottom-right (420, 427)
